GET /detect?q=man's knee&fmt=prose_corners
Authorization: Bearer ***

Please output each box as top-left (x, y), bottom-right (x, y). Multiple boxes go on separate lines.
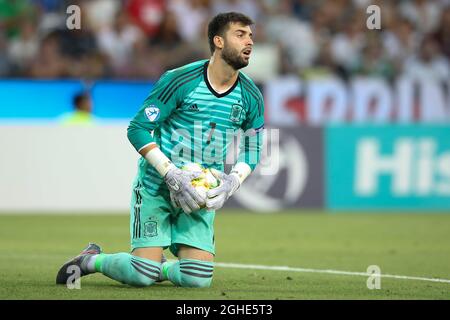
top-left (178, 259), bottom-right (214, 288)
top-left (128, 256), bottom-right (161, 287)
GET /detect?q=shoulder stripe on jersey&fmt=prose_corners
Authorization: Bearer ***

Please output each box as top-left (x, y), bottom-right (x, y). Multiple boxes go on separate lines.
top-left (241, 81), bottom-right (258, 98)
top-left (240, 77), bottom-right (259, 95)
top-left (160, 70), bottom-right (203, 104)
top-left (242, 83), bottom-right (262, 117)
top-left (158, 70), bottom-right (202, 101)
top-left (240, 80), bottom-right (263, 116)
top-left (159, 69), bottom-right (203, 104)
top-left (158, 69), bottom-right (203, 104)
top-left (157, 65), bottom-right (203, 100)
top-left (239, 75), bottom-right (261, 97)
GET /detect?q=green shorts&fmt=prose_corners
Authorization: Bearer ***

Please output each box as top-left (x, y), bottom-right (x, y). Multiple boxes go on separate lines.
top-left (129, 181), bottom-right (216, 256)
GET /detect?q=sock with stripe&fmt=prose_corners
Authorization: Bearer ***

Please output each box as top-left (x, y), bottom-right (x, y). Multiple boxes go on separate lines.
top-left (93, 253), bottom-right (161, 287)
top-left (162, 259), bottom-right (214, 288)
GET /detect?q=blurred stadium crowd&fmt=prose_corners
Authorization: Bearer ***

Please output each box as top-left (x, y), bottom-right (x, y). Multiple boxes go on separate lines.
top-left (0, 0), bottom-right (449, 81)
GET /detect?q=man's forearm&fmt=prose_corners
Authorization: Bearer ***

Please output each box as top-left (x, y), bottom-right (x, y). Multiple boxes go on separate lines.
top-left (139, 143), bottom-right (175, 177)
top-left (127, 120), bottom-right (155, 153)
top-left (230, 162), bottom-right (252, 185)
top-left (138, 143), bottom-right (157, 157)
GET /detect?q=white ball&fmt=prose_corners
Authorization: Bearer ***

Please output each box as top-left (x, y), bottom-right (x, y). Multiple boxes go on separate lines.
top-left (181, 162), bottom-right (220, 192)
top-left (204, 169), bottom-right (219, 189)
top-left (181, 162), bottom-right (203, 175)
top-left (195, 185), bottom-right (208, 199)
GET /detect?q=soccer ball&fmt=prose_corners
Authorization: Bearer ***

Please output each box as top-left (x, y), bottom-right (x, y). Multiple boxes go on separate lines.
top-left (181, 163), bottom-right (220, 200)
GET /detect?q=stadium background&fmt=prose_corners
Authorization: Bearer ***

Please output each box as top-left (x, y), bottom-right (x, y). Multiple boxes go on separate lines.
top-left (0, 0), bottom-right (449, 299)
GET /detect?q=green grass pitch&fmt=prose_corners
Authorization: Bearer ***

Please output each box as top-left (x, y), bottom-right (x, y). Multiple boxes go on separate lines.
top-left (0, 211), bottom-right (449, 300)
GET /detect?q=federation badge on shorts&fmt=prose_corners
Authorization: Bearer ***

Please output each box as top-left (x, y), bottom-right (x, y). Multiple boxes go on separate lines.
top-left (144, 221), bottom-right (158, 237)
top-left (145, 106), bottom-right (160, 122)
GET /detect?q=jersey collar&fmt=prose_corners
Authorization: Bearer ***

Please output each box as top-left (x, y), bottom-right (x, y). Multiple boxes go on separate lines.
top-left (203, 61), bottom-right (239, 98)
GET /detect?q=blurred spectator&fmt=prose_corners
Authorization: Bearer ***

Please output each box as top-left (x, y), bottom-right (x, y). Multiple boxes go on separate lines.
top-left (403, 35), bottom-right (450, 82)
top-left (383, 18), bottom-right (419, 64)
top-left (265, 0), bottom-right (318, 72)
top-left (0, 33), bottom-right (12, 76)
top-left (0, 0), bottom-right (34, 38)
top-left (310, 5), bottom-right (333, 50)
top-left (330, 11), bottom-right (365, 76)
top-left (97, 10), bottom-right (144, 76)
top-left (315, 0), bottom-right (349, 34)
top-left (29, 31), bottom-right (67, 78)
top-left (31, 0), bottom-right (66, 12)
top-left (84, 0), bottom-right (121, 30)
top-left (58, 28), bottom-right (97, 59)
top-left (0, 0), bottom-right (448, 81)
top-left (150, 10), bottom-right (201, 71)
top-left (60, 92), bottom-right (95, 125)
top-left (150, 10), bottom-right (181, 48)
top-left (34, 7), bottom-right (66, 36)
top-left (291, 0), bottom-right (316, 21)
top-left (126, 0), bottom-right (166, 39)
top-left (303, 42), bottom-right (341, 79)
top-left (211, 0), bottom-right (261, 21)
top-left (400, 0), bottom-right (443, 34)
top-left (131, 35), bottom-right (165, 78)
top-left (57, 26), bottom-right (109, 78)
top-left (352, 34), bottom-right (395, 80)
top-left (433, 6), bottom-right (450, 59)
top-left (168, 0), bottom-right (210, 42)
top-left (7, 19), bottom-right (39, 73)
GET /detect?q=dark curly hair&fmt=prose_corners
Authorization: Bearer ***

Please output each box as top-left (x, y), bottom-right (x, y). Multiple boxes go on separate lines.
top-left (207, 12), bottom-right (254, 54)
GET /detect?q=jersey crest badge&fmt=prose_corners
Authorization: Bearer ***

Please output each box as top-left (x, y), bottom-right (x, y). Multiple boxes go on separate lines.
top-left (230, 104), bottom-right (243, 122)
top-left (145, 106), bottom-right (160, 122)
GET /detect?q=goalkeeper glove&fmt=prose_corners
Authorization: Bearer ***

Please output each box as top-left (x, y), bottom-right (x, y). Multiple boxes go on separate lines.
top-left (205, 169), bottom-right (240, 211)
top-left (165, 167), bottom-right (206, 214)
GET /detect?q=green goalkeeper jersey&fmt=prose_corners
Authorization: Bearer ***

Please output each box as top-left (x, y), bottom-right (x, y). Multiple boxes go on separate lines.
top-left (127, 59), bottom-right (265, 196)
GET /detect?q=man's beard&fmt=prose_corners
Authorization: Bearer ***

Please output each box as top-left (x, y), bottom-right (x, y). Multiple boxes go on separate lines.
top-left (221, 43), bottom-right (249, 70)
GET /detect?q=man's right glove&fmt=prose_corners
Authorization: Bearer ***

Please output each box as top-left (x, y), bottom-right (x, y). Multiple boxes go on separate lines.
top-left (164, 167), bottom-right (206, 214)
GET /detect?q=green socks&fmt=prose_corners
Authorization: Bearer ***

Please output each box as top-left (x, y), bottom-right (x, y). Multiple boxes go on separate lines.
top-left (94, 253), bottom-right (161, 287)
top-left (91, 254), bottom-right (213, 288)
top-left (164, 259), bottom-right (214, 288)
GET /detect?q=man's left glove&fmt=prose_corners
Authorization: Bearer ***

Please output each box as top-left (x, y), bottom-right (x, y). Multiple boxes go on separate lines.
top-left (206, 169), bottom-right (240, 211)
top-left (164, 167), bottom-right (206, 214)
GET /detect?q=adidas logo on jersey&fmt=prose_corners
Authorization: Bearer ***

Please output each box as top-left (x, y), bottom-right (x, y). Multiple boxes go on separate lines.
top-left (188, 104), bottom-right (199, 112)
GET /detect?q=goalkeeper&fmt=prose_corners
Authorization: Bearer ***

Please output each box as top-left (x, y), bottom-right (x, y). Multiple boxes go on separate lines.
top-left (56, 12), bottom-right (264, 288)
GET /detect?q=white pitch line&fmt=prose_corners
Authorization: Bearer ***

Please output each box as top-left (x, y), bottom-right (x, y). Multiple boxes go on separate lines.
top-left (214, 262), bottom-right (450, 284)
